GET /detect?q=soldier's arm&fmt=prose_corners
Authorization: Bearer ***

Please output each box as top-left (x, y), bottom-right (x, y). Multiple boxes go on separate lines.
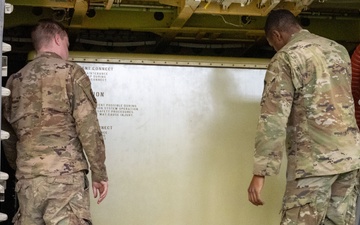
top-left (1, 76), bottom-right (18, 170)
top-left (72, 67), bottom-right (108, 183)
top-left (253, 53), bottom-right (294, 176)
top-left (1, 107), bottom-right (18, 170)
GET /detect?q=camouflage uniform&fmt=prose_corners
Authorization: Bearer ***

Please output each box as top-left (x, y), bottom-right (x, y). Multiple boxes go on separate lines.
top-left (2, 52), bottom-right (108, 224)
top-left (253, 30), bottom-right (360, 224)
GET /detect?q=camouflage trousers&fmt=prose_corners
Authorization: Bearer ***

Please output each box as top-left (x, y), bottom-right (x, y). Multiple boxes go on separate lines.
top-left (280, 170), bottom-right (359, 225)
top-left (13, 171), bottom-right (92, 225)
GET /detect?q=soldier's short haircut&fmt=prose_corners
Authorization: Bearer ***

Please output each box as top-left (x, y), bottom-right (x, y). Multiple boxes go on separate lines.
top-left (31, 19), bottom-right (68, 52)
top-left (264, 9), bottom-right (301, 37)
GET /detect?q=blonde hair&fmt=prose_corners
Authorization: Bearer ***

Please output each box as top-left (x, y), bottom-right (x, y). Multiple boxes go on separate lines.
top-left (31, 19), bottom-right (68, 51)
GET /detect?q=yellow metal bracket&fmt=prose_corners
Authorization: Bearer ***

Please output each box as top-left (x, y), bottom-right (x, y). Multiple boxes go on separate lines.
top-left (70, 0), bottom-right (88, 28)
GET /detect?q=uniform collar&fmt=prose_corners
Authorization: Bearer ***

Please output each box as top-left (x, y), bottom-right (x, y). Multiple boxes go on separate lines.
top-left (35, 51), bottom-right (62, 59)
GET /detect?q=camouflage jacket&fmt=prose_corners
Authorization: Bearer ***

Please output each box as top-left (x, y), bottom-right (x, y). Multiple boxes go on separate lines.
top-left (2, 52), bottom-right (108, 182)
top-left (253, 30), bottom-right (360, 180)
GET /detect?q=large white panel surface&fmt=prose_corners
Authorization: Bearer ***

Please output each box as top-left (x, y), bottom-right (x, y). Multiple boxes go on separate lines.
top-left (78, 62), bottom-right (286, 225)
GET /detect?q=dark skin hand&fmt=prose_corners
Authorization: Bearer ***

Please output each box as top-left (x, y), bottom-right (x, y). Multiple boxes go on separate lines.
top-left (247, 175), bottom-right (265, 206)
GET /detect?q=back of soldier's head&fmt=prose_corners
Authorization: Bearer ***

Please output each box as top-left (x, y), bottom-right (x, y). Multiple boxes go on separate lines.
top-left (264, 9), bottom-right (301, 37)
top-left (31, 19), bottom-right (68, 52)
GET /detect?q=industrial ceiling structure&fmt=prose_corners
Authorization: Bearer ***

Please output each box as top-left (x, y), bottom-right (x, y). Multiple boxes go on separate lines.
top-left (2, 0), bottom-right (360, 58)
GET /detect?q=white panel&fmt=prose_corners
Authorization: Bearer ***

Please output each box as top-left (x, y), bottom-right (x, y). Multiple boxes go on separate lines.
top-left (78, 62), bottom-right (286, 225)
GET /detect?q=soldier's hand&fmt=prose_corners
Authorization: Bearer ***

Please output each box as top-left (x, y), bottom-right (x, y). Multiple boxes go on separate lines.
top-left (92, 181), bottom-right (109, 204)
top-left (248, 175), bottom-right (265, 206)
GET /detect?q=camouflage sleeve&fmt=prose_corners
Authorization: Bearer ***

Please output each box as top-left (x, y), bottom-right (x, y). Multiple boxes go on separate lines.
top-left (253, 53), bottom-right (294, 176)
top-left (72, 66), bottom-right (108, 183)
top-left (1, 114), bottom-right (18, 170)
top-left (2, 76), bottom-right (18, 170)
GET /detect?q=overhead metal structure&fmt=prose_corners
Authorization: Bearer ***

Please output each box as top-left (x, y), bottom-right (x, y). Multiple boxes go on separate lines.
top-left (2, 0), bottom-right (360, 57)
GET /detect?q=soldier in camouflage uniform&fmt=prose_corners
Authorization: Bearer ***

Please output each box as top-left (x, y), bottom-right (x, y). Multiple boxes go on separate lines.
top-left (247, 9), bottom-right (360, 225)
top-left (2, 19), bottom-right (108, 225)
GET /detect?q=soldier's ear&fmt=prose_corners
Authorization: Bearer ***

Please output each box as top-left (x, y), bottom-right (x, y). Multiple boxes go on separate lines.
top-left (54, 34), bottom-right (62, 46)
top-left (271, 30), bottom-right (282, 42)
